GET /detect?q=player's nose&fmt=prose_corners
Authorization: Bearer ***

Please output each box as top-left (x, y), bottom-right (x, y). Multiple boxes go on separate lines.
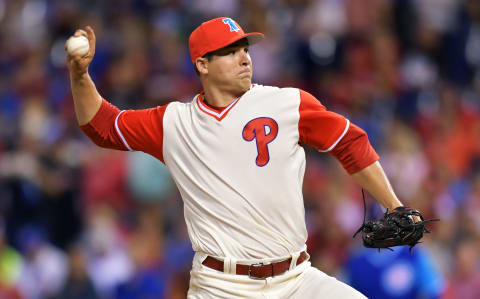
top-left (238, 49), bottom-right (251, 66)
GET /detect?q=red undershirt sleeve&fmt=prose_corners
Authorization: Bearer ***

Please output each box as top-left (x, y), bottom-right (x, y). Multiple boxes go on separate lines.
top-left (329, 123), bottom-right (379, 174)
top-left (298, 89), bottom-right (379, 174)
top-left (80, 98), bottom-right (168, 163)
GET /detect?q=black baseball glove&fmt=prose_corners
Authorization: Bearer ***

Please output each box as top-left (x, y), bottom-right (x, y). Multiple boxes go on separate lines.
top-left (353, 191), bottom-right (439, 252)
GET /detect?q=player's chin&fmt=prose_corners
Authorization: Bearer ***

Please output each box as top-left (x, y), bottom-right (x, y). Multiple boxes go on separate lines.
top-left (238, 78), bottom-right (252, 91)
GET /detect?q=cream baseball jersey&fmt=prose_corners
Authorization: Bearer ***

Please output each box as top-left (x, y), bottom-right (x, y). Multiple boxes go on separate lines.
top-left (81, 84), bottom-right (378, 261)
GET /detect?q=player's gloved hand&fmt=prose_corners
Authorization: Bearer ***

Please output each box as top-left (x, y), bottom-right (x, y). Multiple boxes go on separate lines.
top-left (353, 206), bottom-right (439, 252)
top-left (65, 26), bottom-right (96, 79)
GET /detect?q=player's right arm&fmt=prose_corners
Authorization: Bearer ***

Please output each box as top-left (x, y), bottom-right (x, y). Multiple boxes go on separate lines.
top-left (66, 27), bottom-right (167, 163)
top-left (65, 26), bottom-right (102, 126)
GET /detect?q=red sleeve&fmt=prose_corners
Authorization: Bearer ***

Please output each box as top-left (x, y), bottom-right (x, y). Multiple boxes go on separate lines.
top-left (298, 90), bottom-right (379, 174)
top-left (329, 123), bottom-right (379, 174)
top-left (80, 99), bottom-right (168, 163)
top-left (299, 90), bottom-right (349, 151)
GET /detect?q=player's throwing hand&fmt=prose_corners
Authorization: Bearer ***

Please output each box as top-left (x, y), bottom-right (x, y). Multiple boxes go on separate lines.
top-left (65, 26), bottom-right (96, 78)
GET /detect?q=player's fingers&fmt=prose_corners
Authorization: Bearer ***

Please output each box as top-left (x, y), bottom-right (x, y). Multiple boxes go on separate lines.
top-left (65, 38), bottom-right (74, 59)
top-left (64, 37), bottom-right (75, 56)
top-left (65, 53), bottom-right (77, 69)
top-left (74, 29), bottom-right (87, 37)
top-left (85, 26), bottom-right (96, 56)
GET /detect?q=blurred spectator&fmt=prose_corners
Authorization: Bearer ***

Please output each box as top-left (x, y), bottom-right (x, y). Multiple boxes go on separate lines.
top-left (0, 221), bottom-right (22, 299)
top-left (381, 121), bottom-right (429, 202)
top-left (443, 238), bottom-right (480, 299)
top-left (344, 246), bottom-right (445, 299)
top-left (82, 150), bottom-right (131, 212)
top-left (54, 243), bottom-right (100, 299)
top-left (114, 203), bottom-right (168, 299)
top-left (127, 151), bottom-right (174, 203)
top-left (16, 226), bottom-right (68, 299)
top-left (84, 205), bottom-right (134, 298)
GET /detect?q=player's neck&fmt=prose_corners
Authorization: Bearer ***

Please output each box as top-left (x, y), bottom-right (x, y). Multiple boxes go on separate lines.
top-left (202, 86), bottom-right (244, 108)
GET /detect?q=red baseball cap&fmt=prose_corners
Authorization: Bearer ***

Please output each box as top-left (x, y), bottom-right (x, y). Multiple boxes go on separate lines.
top-left (189, 17), bottom-right (264, 64)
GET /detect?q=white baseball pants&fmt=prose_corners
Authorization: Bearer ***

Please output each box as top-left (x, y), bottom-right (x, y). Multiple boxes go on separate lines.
top-left (187, 252), bottom-right (366, 298)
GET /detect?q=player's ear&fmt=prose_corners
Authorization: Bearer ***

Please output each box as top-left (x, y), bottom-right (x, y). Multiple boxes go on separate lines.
top-left (195, 57), bottom-right (209, 75)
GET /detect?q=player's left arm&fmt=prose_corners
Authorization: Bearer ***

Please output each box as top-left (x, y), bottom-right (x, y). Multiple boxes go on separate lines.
top-left (350, 161), bottom-right (403, 211)
top-left (298, 89), bottom-right (403, 211)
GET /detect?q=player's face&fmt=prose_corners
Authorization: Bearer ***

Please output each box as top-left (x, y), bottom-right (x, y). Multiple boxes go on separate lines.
top-left (206, 40), bottom-right (253, 95)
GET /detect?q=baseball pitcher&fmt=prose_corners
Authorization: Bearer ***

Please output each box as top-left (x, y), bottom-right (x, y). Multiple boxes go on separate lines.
top-left (66, 17), bottom-right (431, 298)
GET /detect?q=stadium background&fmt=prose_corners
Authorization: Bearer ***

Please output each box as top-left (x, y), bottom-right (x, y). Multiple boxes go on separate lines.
top-left (1, 0), bottom-right (479, 298)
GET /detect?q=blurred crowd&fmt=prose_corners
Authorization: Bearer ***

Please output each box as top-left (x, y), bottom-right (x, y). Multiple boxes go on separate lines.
top-left (1, 0), bottom-right (480, 298)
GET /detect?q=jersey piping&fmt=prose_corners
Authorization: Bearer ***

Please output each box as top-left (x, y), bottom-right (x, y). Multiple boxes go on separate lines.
top-left (196, 95), bottom-right (240, 121)
top-left (195, 84), bottom-right (255, 121)
top-left (318, 119), bottom-right (350, 152)
top-left (115, 110), bottom-right (133, 151)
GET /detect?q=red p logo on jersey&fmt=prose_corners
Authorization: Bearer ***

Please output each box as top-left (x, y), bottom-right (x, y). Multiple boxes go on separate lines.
top-left (242, 117), bottom-right (279, 167)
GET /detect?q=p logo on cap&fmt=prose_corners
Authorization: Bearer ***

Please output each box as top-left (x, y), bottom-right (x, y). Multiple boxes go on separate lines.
top-left (189, 17), bottom-right (264, 64)
top-left (222, 18), bottom-right (240, 32)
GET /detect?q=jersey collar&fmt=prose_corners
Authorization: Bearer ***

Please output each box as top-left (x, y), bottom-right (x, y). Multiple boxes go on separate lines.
top-left (196, 84), bottom-right (255, 121)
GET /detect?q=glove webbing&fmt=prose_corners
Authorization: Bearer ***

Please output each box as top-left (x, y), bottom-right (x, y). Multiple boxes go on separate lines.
top-left (353, 189), bottom-right (399, 252)
top-left (353, 189), bottom-right (439, 252)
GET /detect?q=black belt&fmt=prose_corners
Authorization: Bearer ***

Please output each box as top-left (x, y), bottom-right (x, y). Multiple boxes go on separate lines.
top-left (202, 251), bottom-right (308, 279)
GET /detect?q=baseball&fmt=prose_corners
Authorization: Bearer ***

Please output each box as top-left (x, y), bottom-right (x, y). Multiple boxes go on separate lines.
top-left (67, 35), bottom-right (90, 56)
